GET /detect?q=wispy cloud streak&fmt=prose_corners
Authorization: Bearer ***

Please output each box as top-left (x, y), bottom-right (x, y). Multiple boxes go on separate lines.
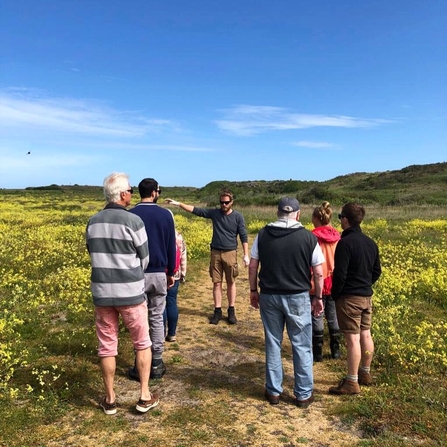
top-left (0, 89), bottom-right (178, 137)
top-left (216, 105), bottom-right (392, 136)
top-left (292, 141), bottom-right (336, 149)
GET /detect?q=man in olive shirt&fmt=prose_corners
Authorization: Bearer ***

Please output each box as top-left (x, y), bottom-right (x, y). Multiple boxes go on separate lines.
top-left (166, 189), bottom-right (249, 325)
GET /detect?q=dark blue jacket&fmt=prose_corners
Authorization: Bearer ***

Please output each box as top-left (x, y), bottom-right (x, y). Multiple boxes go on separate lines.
top-left (129, 203), bottom-right (176, 276)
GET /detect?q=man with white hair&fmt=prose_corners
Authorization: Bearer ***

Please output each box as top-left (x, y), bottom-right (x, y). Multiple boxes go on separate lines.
top-left (86, 172), bottom-right (159, 414)
top-left (249, 197), bottom-right (324, 408)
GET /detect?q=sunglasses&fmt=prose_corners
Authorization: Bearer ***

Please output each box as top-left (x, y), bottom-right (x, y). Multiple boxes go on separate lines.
top-left (338, 213), bottom-right (345, 219)
top-left (127, 188), bottom-right (134, 194)
top-left (156, 189), bottom-right (162, 194)
top-left (220, 200), bottom-right (232, 205)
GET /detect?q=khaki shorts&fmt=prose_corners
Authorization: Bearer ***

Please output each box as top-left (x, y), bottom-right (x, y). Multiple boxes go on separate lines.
top-left (209, 249), bottom-right (239, 283)
top-left (335, 295), bottom-right (372, 334)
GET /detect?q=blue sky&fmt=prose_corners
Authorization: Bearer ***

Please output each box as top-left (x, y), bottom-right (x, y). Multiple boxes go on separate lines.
top-left (1, 0), bottom-right (446, 189)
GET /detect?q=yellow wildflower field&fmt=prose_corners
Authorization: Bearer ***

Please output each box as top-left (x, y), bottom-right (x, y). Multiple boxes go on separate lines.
top-left (0, 191), bottom-right (446, 446)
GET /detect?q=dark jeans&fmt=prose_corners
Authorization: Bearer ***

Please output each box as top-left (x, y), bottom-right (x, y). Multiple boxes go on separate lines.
top-left (163, 279), bottom-right (180, 336)
top-left (312, 294), bottom-right (339, 334)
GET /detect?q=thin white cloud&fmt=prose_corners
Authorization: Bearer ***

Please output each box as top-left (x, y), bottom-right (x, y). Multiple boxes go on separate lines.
top-left (0, 89), bottom-right (179, 137)
top-left (292, 141), bottom-right (336, 149)
top-left (0, 153), bottom-right (99, 171)
top-left (216, 105), bottom-right (392, 136)
top-left (42, 140), bottom-right (216, 152)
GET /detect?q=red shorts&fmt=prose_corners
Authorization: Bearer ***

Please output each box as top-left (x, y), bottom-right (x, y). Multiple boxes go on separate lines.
top-left (95, 301), bottom-right (151, 357)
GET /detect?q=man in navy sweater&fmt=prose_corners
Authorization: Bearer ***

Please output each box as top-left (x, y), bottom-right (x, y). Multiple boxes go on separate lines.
top-left (329, 202), bottom-right (381, 395)
top-left (129, 178), bottom-right (176, 380)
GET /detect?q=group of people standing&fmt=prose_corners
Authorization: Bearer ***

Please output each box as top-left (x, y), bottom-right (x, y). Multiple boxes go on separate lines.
top-left (86, 173), bottom-right (381, 414)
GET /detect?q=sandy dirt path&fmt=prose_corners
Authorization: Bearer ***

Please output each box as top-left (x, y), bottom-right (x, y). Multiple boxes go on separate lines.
top-left (47, 260), bottom-right (363, 447)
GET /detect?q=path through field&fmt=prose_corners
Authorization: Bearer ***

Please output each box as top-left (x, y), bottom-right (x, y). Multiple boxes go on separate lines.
top-left (48, 260), bottom-right (363, 447)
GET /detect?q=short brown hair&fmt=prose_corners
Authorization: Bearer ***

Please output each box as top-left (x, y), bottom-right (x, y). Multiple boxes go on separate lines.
top-left (341, 202), bottom-right (365, 226)
top-left (219, 189), bottom-right (234, 201)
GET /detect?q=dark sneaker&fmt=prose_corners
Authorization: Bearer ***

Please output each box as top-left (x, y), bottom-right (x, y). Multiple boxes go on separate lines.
top-left (128, 366), bottom-right (140, 382)
top-left (295, 393), bottom-right (315, 409)
top-left (99, 398), bottom-right (117, 415)
top-left (209, 309), bottom-right (222, 325)
top-left (264, 390), bottom-right (280, 405)
top-left (151, 361), bottom-right (166, 380)
top-left (329, 378), bottom-right (361, 395)
top-left (358, 369), bottom-right (372, 386)
top-left (165, 335), bottom-right (177, 342)
top-left (227, 307), bottom-right (237, 324)
top-left (136, 394), bottom-right (160, 413)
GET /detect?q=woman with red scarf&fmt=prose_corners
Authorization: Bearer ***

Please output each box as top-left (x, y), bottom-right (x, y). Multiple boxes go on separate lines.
top-left (310, 201), bottom-right (341, 361)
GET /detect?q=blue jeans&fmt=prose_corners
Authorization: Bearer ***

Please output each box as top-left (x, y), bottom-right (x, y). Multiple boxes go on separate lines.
top-left (259, 292), bottom-right (313, 400)
top-left (163, 279), bottom-right (179, 336)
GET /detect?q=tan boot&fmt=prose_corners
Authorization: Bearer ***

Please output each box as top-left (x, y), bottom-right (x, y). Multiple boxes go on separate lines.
top-left (329, 378), bottom-right (361, 395)
top-left (358, 369), bottom-right (372, 386)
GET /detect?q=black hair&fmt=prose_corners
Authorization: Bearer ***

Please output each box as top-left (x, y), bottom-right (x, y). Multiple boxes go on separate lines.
top-left (138, 178), bottom-right (158, 199)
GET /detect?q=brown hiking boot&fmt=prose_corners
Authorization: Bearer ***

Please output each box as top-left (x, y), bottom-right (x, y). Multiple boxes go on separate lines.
top-left (329, 378), bottom-right (361, 395)
top-left (358, 369), bottom-right (372, 386)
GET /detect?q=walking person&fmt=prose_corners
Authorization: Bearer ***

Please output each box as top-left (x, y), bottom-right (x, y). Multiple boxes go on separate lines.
top-left (329, 202), bottom-right (381, 395)
top-left (165, 189), bottom-right (249, 325)
top-left (310, 202), bottom-right (341, 362)
top-left (248, 197), bottom-right (324, 408)
top-left (128, 178), bottom-right (176, 381)
top-left (164, 230), bottom-right (187, 342)
top-left (86, 172), bottom-right (159, 414)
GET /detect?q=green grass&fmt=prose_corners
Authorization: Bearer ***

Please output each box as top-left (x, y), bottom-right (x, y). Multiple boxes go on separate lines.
top-left (1, 188), bottom-right (446, 446)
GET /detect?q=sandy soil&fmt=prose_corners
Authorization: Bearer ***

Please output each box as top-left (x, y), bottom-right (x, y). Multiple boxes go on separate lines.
top-left (46, 262), bottom-right (363, 447)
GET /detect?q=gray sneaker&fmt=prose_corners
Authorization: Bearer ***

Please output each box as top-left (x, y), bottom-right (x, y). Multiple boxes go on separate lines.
top-left (151, 361), bottom-right (166, 380)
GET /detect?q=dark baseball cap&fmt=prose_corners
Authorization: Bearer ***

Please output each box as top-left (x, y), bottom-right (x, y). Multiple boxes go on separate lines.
top-left (278, 197), bottom-right (300, 213)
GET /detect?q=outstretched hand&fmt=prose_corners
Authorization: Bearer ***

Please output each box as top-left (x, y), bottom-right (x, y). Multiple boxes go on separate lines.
top-left (165, 198), bottom-right (180, 206)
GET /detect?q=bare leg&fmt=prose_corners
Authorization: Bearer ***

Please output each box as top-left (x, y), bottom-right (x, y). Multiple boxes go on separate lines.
top-left (227, 281), bottom-right (236, 307)
top-left (136, 348), bottom-right (152, 400)
top-left (360, 329), bottom-right (374, 368)
top-left (213, 282), bottom-right (223, 308)
top-left (100, 356), bottom-right (116, 403)
top-left (344, 333), bottom-right (361, 376)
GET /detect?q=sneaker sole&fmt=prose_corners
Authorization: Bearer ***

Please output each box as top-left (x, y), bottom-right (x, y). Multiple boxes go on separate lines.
top-left (100, 402), bottom-right (117, 415)
top-left (136, 399), bottom-right (159, 413)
